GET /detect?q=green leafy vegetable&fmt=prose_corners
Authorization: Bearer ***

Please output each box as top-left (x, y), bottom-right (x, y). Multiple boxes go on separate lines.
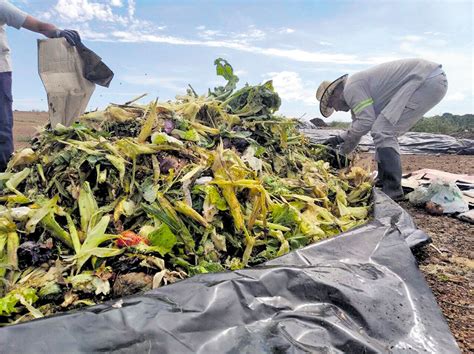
top-left (147, 224), bottom-right (178, 256)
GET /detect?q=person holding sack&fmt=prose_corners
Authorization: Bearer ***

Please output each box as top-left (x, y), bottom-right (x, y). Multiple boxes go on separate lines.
top-left (0, 0), bottom-right (81, 171)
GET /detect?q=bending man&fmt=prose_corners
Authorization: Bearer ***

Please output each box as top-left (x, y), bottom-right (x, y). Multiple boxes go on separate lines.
top-left (316, 58), bottom-right (447, 200)
top-left (0, 0), bottom-right (81, 171)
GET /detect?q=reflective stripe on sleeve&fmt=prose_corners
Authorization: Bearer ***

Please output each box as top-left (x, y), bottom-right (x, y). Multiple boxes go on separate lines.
top-left (353, 98), bottom-right (374, 114)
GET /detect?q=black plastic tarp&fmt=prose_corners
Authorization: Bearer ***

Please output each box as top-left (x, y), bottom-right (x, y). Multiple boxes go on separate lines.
top-left (0, 192), bottom-right (460, 353)
top-left (300, 128), bottom-right (474, 155)
top-left (76, 43), bottom-right (114, 88)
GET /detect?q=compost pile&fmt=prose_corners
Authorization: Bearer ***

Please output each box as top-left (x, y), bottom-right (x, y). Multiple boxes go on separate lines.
top-left (0, 59), bottom-right (372, 325)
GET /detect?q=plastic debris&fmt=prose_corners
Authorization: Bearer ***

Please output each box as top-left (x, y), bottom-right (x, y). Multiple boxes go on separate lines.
top-left (408, 180), bottom-right (469, 214)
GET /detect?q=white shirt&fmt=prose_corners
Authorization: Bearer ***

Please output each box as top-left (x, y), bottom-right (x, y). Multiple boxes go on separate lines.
top-left (0, 1), bottom-right (27, 72)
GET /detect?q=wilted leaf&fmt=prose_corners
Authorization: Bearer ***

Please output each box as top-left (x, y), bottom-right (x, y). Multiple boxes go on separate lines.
top-left (78, 182), bottom-right (99, 232)
top-left (174, 200), bottom-right (209, 227)
top-left (138, 102), bottom-right (157, 143)
top-left (5, 168), bottom-right (30, 196)
top-left (25, 196), bottom-right (59, 234)
top-left (9, 148), bottom-right (37, 168)
top-left (71, 215), bottom-right (124, 272)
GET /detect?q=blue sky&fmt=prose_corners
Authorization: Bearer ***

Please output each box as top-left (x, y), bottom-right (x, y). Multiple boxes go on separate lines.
top-left (7, 0), bottom-right (474, 121)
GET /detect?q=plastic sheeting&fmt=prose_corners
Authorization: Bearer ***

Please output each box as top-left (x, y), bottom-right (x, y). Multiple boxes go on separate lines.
top-left (0, 191), bottom-right (460, 353)
top-left (300, 129), bottom-right (474, 155)
top-left (76, 43), bottom-right (114, 88)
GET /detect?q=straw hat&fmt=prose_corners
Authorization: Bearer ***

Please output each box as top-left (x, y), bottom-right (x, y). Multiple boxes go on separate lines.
top-left (315, 74), bottom-right (348, 118)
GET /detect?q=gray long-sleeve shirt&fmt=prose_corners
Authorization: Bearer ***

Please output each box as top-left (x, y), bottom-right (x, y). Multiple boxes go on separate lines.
top-left (340, 58), bottom-right (441, 154)
top-left (0, 1), bottom-right (28, 72)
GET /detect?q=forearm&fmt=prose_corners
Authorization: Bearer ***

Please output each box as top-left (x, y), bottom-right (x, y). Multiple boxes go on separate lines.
top-left (339, 111), bottom-right (375, 154)
top-left (37, 23), bottom-right (58, 38)
top-left (340, 128), bottom-right (363, 155)
top-left (22, 16), bottom-right (59, 38)
top-left (344, 115), bottom-right (373, 139)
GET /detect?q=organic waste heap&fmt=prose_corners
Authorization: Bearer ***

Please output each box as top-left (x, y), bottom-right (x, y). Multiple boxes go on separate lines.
top-left (0, 59), bottom-right (372, 325)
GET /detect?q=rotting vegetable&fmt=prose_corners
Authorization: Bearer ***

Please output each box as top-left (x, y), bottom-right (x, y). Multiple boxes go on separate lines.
top-left (0, 58), bottom-right (372, 325)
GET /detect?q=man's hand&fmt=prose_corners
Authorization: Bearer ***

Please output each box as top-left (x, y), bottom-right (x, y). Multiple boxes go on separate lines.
top-left (322, 135), bottom-right (344, 148)
top-left (56, 29), bottom-right (81, 46)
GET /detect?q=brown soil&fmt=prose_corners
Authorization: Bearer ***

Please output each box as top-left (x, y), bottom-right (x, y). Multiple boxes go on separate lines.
top-left (357, 153), bottom-right (474, 175)
top-left (11, 112), bottom-right (474, 352)
top-left (12, 111), bottom-right (49, 149)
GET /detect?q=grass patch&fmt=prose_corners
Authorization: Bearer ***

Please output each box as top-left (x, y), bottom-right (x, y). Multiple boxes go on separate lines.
top-left (328, 114), bottom-right (473, 137)
top-left (328, 121), bottom-right (350, 129)
top-left (410, 113), bottom-right (473, 135)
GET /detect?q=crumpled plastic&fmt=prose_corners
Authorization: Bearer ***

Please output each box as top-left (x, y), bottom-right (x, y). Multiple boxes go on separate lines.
top-left (0, 191), bottom-right (460, 353)
top-left (76, 43), bottom-right (114, 88)
top-left (300, 129), bottom-right (474, 155)
top-left (408, 180), bottom-right (469, 214)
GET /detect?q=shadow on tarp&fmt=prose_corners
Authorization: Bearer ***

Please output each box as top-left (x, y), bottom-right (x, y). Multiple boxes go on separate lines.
top-left (0, 191), bottom-right (460, 353)
top-left (300, 129), bottom-right (474, 155)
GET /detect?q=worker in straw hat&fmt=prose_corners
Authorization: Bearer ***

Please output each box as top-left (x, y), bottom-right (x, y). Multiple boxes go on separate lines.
top-left (0, 0), bottom-right (81, 171)
top-left (316, 58), bottom-right (447, 200)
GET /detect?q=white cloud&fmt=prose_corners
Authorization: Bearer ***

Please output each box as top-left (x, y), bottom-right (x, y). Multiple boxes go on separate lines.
top-left (319, 41), bottom-right (333, 46)
top-left (398, 35), bottom-right (423, 42)
top-left (265, 71), bottom-right (316, 105)
top-left (77, 27), bottom-right (110, 40)
top-left (110, 0), bottom-right (123, 7)
top-left (195, 26), bottom-right (266, 43)
top-left (260, 47), bottom-right (369, 64)
top-left (423, 31), bottom-right (442, 36)
top-left (445, 92), bottom-right (466, 101)
top-left (43, 3), bottom-right (382, 66)
top-left (234, 26), bottom-right (266, 41)
top-left (106, 30), bottom-right (387, 65)
top-left (198, 29), bottom-right (223, 40)
top-left (234, 69), bottom-right (247, 76)
top-left (128, 0), bottom-right (136, 18)
top-left (46, 0), bottom-right (126, 23)
top-left (278, 28), bottom-right (295, 34)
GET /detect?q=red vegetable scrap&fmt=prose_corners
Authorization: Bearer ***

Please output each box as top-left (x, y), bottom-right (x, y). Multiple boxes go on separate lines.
top-left (115, 231), bottom-right (149, 248)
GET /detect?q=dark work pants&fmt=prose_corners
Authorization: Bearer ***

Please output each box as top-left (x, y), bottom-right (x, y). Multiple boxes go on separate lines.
top-left (0, 72), bottom-right (13, 170)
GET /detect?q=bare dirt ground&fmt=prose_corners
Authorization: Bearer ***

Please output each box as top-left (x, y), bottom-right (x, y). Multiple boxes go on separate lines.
top-left (12, 112), bottom-right (474, 352)
top-left (12, 111), bottom-right (49, 149)
top-left (357, 153), bottom-right (474, 175)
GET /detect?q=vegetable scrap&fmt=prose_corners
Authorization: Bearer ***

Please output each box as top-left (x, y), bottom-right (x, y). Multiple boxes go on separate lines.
top-left (0, 59), bottom-right (372, 325)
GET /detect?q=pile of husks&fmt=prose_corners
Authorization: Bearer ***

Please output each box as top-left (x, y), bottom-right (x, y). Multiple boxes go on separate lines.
top-left (0, 59), bottom-right (372, 325)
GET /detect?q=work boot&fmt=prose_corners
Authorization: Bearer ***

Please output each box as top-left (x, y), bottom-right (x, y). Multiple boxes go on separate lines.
top-left (377, 147), bottom-right (404, 201)
top-left (375, 162), bottom-right (384, 188)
